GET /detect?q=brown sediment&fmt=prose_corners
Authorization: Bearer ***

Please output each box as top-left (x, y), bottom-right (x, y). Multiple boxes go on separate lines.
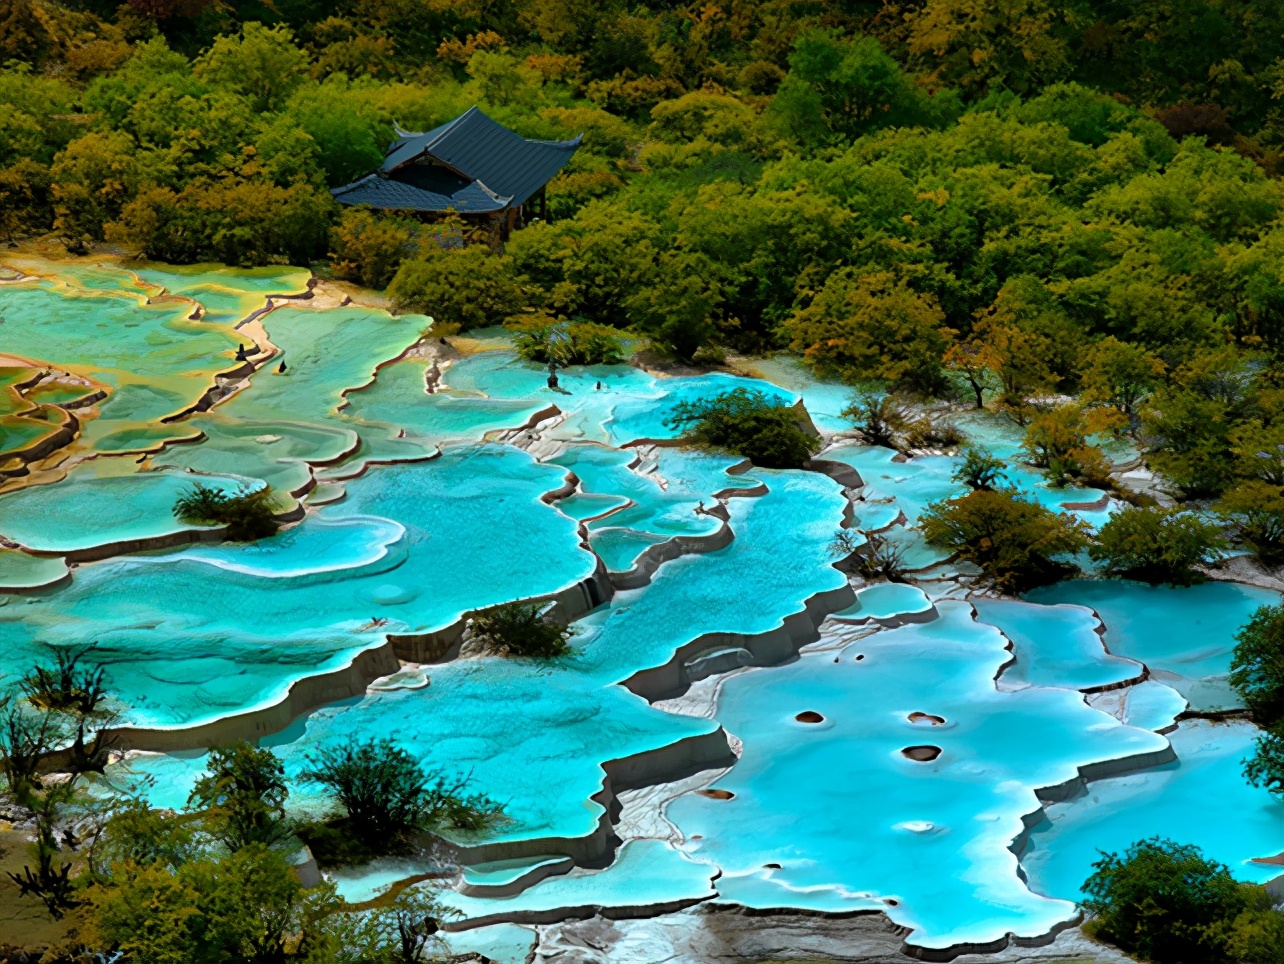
top-left (795, 711), bottom-right (825, 724)
top-left (1060, 492), bottom-right (1112, 512)
top-left (901, 745), bottom-right (941, 762)
top-left (696, 788), bottom-right (735, 800)
top-left (908, 712), bottom-right (946, 726)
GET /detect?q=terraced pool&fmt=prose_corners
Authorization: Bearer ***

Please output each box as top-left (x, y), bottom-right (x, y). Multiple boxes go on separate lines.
top-left (1, 254), bottom-right (1280, 962)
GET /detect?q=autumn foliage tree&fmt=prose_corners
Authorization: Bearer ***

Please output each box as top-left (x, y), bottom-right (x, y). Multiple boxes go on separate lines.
top-left (786, 270), bottom-right (955, 395)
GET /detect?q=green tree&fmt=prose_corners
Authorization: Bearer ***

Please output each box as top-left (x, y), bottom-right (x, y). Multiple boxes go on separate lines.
top-left (1089, 506), bottom-right (1226, 585)
top-left (328, 885), bottom-right (454, 964)
top-left (919, 489), bottom-right (1088, 592)
top-left (111, 179), bottom-right (335, 266)
top-left (1081, 336), bottom-right (1165, 419)
top-left (283, 79), bottom-right (393, 187)
top-left (189, 742), bottom-right (292, 852)
top-left (1230, 605), bottom-right (1284, 726)
top-left (50, 129), bottom-right (140, 251)
top-left (1142, 349), bottom-right (1256, 499)
top-left (649, 88), bottom-right (762, 149)
top-left (0, 158), bottom-right (52, 241)
top-left (507, 313), bottom-right (625, 365)
top-left (84, 845), bottom-right (339, 964)
top-left (89, 800), bottom-right (200, 877)
top-left (786, 270), bottom-right (955, 395)
top-left (769, 30), bottom-right (960, 148)
top-left (1081, 837), bottom-right (1256, 963)
top-left (842, 392), bottom-right (909, 449)
top-left (905, 0), bottom-right (1083, 96)
top-left (509, 204), bottom-right (661, 325)
top-left (665, 387), bottom-right (819, 469)
top-left (1230, 420), bottom-right (1284, 487)
top-left (387, 247), bottom-right (525, 330)
top-left (195, 22), bottom-right (310, 113)
top-left (626, 251), bottom-right (720, 360)
top-left (953, 445), bottom-right (1006, 491)
top-left (1244, 729), bottom-right (1284, 796)
top-left (1021, 405), bottom-right (1116, 488)
top-left (673, 185), bottom-right (858, 352)
top-left (173, 482), bottom-right (283, 541)
top-left (970, 276), bottom-right (1075, 399)
top-left (1217, 481), bottom-right (1284, 564)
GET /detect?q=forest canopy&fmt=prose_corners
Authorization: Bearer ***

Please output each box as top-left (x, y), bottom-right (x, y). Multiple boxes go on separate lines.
top-left (4, 0), bottom-right (1284, 385)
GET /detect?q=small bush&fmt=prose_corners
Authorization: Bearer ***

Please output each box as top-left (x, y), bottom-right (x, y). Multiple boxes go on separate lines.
top-left (841, 391), bottom-right (908, 448)
top-left (294, 819), bottom-right (384, 867)
top-left (665, 388), bottom-right (819, 469)
top-left (387, 247), bottom-right (525, 330)
top-left (1089, 506), bottom-right (1225, 585)
top-left (919, 490), bottom-right (1088, 593)
top-left (471, 602), bottom-right (572, 659)
top-left (902, 415), bottom-right (963, 450)
top-left (20, 643), bottom-right (105, 714)
top-left (301, 738), bottom-right (501, 845)
top-left (1022, 404), bottom-right (1117, 487)
top-left (832, 529), bottom-right (907, 581)
top-left (952, 446), bottom-right (1006, 491)
top-left (506, 313), bottom-right (625, 366)
top-left (1082, 837), bottom-right (1262, 963)
top-left (173, 482), bottom-right (282, 541)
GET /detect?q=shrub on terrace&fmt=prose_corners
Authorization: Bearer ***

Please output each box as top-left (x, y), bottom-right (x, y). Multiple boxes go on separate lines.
top-left (301, 738), bottom-right (502, 846)
top-left (667, 388), bottom-right (819, 469)
top-left (952, 446), bottom-right (1006, 491)
top-left (1089, 505), bottom-right (1226, 585)
top-left (173, 482), bottom-right (282, 541)
top-left (471, 602), bottom-right (573, 659)
top-left (919, 489), bottom-right (1088, 593)
top-left (506, 313), bottom-right (626, 366)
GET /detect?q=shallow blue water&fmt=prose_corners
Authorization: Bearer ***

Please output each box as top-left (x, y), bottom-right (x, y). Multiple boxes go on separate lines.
top-left (1026, 580), bottom-right (1280, 711)
top-left (0, 447), bottom-right (595, 727)
top-left (666, 602), bottom-right (1170, 950)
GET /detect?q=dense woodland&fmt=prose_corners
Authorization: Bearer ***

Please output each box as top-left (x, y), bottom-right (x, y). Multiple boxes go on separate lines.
top-left (9, 1), bottom-right (1284, 960)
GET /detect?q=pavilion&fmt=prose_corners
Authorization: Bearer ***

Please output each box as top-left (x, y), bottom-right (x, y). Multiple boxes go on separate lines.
top-left (331, 106), bottom-right (582, 238)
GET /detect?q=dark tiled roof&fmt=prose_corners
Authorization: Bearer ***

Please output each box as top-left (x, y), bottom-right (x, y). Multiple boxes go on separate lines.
top-left (382, 106), bottom-right (582, 207)
top-left (330, 173), bottom-right (510, 214)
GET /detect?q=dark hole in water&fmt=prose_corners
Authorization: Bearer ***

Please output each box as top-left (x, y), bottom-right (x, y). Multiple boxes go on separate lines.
top-left (901, 745), bottom-right (942, 762)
